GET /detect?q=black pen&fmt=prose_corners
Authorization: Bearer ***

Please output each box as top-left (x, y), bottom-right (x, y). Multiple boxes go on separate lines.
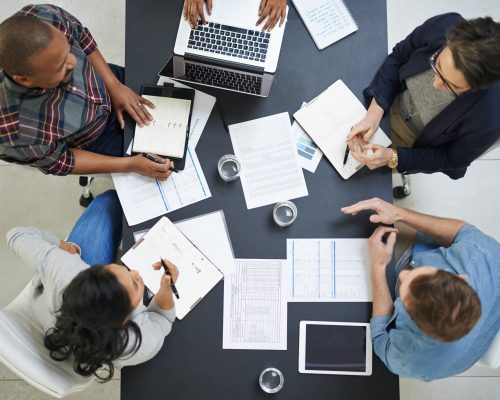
top-left (142, 152), bottom-right (177, 172)
top-left (217, 100), bottom-right (229, 134)
top-left (160, 258), bottom-right (179, 299)
top-left (343, 145), bottom-right (350, 165)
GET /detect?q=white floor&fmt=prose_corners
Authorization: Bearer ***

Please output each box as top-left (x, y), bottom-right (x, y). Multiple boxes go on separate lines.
top-left (0, 1), bottom-right (499, 399)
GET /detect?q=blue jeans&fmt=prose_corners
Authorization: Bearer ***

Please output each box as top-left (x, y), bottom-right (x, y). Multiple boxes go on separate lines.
top-left (67, 190), bottom-right (123, 265)
top-left (82, 64), bottom-right (125, 157)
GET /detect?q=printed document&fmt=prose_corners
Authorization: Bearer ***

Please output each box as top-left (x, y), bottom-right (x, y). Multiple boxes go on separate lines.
top-left (223, 259), bottom-right (287, 350)
top-left (121, 216), bottom-right (223, 319)
top-left (291, 103), bottom-right (322, 173)
top-left (157, 77), bottom-right (216, 148)
top-left (229, 112), bottom-right (308, 209)
top-left (287, 238), bottom-right (372, 302)
top-left (112, 147), bottom-right (211, 226)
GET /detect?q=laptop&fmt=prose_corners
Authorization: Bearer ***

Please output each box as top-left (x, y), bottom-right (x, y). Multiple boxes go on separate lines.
top-left (159, 0), bottom-right (288, 97)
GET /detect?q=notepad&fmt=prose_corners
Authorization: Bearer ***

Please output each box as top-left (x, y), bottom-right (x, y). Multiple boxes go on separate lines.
top-left (292, 0), bottom-right (358, 50)
top-left (132, 95), bottom-right (191, 158)
top-left (121, 216), bottom-right (223, 319)
top-left (293, 80), bottom-right (391, 180)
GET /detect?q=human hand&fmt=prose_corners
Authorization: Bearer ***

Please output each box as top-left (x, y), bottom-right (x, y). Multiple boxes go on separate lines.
top-left (341, 197), bottom-right (401, 225)
top-left (368, 226), bottom-right (398, 270)
top-left (152, 259), bottom-right (179, 292)
top-left (347, 113), bottom-right (381, 145)
top-left (184, 0), bottom-right (212, 28)
top-left (130, 154), bottom-right (174, 181)
top-left (351, 143), bottom-right (393, 170)
top-left (256, 0), bottom-right (287, 31)
top-left (108, 82), bottom-right (154, 129)
top-left (59, 240), bottom-right (80, 255)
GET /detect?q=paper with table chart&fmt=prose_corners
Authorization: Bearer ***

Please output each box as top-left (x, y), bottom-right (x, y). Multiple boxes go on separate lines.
top-left (293, 79), bottom-right (391, 180)
top-left (292, 0), bottom-right (358, 50)
top-left (223, 259), bottom-right (287, 350)
top-left (157, 77), bottom-right (216, 148)
top-left (121, 216), bottom-right (223, 320)
top-left (112, 147), bottom-right (211, 226)
top-left (229, 112), bottom-right (308, 209)
top-left (292, 103), bottom-right (323, 173)
top-left (287, 238), bottom-right (372, 302)
top-left (132, 95), bottom-right (191, 158)
top-left (133, 210), bottom-right (236, 276)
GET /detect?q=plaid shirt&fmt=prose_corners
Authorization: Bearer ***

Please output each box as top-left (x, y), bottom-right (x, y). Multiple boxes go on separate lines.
top-left (0, 4), bottom-right (111, 175)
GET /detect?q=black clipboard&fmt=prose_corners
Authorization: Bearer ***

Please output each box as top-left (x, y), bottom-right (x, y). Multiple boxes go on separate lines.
top-left (135, 83), bottom-right (195, 171)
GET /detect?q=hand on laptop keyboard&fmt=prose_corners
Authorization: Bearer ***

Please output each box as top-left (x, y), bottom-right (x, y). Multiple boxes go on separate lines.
top-left (183, 0), bottom-right (287, 31)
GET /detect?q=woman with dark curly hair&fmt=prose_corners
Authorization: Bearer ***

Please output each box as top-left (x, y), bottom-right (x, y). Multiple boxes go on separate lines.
top-left (6, 190), bottom-right (178, 382)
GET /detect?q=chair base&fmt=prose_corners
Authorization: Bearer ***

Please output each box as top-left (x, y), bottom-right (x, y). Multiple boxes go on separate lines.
top-left (393, 175), bottom-right (411, 199)
top-left (79, 176), bottom-right (94, 208)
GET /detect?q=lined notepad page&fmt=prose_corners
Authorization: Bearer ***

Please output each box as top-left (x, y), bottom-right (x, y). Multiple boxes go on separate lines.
top-left (292, 0), bottom-right (358, 50)
top-left (133, 95), bottom-right (191, 158)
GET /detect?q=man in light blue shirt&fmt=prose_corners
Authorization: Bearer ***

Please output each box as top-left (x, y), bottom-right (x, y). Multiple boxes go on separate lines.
top-left (342, 198), bottom-right (500, 381)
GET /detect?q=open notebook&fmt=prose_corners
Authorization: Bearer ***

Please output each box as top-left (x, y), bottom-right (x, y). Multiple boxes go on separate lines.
top-left (292, 0), bottom-right (358, 50)
top-left (293, 80), bottom-right (391, 180)
top-left (121, 216), bottom-right (223, 320)
top-left (132, 95), bottom-right (191, 159)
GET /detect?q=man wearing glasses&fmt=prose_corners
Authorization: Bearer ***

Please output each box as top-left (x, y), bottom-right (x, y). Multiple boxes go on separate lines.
top-left (346, 13), bottom-right (500, 179)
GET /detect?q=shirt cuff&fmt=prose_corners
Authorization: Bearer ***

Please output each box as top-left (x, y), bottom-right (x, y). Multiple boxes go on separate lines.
top-left (370, 315), bottom-right (392, 338)
top-left (44, 150), bottom-right (75, 176)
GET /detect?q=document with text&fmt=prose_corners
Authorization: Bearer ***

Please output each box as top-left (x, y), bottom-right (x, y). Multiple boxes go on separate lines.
top-left (291, 103), bottom-right (323, 173)
top-left (223, 259), bottom-right (288, 350)
top-left (287, 238), bottom-right (372, 302)
top-left (229, 112), bottom-right (308, 209)
top-left (112, 147), bottom-right (211, 226)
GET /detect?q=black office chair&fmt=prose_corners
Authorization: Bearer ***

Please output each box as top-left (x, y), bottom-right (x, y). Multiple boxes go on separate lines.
top-left (79, 176), bottom-right (94, 207)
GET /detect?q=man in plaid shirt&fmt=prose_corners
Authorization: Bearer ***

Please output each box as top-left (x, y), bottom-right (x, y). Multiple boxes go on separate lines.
top-left (0, 4), bottom-right (173, 179)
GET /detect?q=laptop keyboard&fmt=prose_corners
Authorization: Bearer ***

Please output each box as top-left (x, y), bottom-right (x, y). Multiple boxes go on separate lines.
top-left (184, 62), bottom-right (263, 94)
top-left (188, 21), bottom-right (270, 63)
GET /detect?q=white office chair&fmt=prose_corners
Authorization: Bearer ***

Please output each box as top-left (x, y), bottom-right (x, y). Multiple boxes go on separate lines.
top-left (0, 281), bottom-right (93, 398)
top-left (476, 329), bottom-right (500, 369)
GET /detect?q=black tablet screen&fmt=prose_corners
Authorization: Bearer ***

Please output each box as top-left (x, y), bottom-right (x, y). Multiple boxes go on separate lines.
top-left (305, 324), bottom-right (367, 372)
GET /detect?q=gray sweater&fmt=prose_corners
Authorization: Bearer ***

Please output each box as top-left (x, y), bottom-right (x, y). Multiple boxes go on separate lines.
top-left (6, 227), bottom-right (176, 369)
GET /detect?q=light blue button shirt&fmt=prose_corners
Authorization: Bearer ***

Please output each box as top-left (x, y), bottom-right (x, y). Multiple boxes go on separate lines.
top-left (371, 225), bottom-right (500, 380)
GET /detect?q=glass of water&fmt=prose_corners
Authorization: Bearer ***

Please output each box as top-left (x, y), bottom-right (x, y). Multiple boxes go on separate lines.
top-left (273, 201), bottom-right (298, 227)
top-left (218, 154), bottom-right (241, 182)
top-left (259, 367), bottom-right (284, 394)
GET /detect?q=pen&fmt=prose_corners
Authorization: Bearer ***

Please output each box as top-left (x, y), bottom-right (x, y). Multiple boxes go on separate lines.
top-left (343, 126), bottom-right (353, 166)
top-left (160, 258), bottom-right (179, 299)
top-left (217, 100), bottom-right (229, 134)
top-left (142, 152), bottom-right (177, 172)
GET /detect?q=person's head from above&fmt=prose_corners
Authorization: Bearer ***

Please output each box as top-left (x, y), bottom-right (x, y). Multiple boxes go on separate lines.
top-left (0, 16), bottom-right (77, 89)
top-left (398, 266), bottom-right (482, 342)
top-left (430, 16), bottom-right (500, 95)
top-left (44, 264), bottom-right (145, 381)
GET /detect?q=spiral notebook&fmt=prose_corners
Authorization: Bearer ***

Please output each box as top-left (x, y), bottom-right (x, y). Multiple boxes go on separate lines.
top-left (292, 0), bottom-right (358, 50)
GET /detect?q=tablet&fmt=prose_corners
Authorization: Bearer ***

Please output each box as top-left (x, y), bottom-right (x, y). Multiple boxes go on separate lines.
top-left (298, 321), bottom-right (372, 376)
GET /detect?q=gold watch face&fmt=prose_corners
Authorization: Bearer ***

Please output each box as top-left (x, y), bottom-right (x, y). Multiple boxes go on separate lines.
top-left (388, 151), bottom-right (398, 169)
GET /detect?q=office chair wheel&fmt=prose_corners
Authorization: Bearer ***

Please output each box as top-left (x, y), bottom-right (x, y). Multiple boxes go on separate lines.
top-left (79, 176), bottom-right (94, 208)
top-left (393, 186), bottom-right (408, 199)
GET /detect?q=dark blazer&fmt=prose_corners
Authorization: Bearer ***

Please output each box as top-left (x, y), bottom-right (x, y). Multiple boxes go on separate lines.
top-left (364, 13), bottom-right (500, 179)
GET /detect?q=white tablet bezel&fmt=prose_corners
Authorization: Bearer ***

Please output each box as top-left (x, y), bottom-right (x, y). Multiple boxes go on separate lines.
top-left (298, 320), bottom-right (372, 376)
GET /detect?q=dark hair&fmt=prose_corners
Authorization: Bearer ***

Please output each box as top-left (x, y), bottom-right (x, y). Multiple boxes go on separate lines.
top-left (447, 16), bottom-right (500, 90)
top-left (44, 265), bottom-right (142, 382)
top-left (406, 270), bottom-right (481, 342)
top-left (0, 16), bottom-right (54, 76)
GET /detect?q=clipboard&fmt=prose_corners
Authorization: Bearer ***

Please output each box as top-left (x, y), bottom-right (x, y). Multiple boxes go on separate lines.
top-left (133, 83), bottom-right (195, 171)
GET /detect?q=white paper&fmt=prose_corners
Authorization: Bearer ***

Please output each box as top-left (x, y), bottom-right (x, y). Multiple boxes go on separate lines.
top-left (112, 147), bottom-right (211, 226)
top-left (287, 238), bottom-right (372, 302)
top-left (294, 80), bottom-right (391, 180)
top-left (157, 77), bottom-right (216, 148)
top-left (292, 102), bottom-right (323, 173)
top-left (223, 259), bottom-right (287, 350)
top-left (292, 0), bottom-right (358, 50)
top-left (121, 217), bottom-right (223, 319)
top-left (229, 112), bottom-right (308, 209)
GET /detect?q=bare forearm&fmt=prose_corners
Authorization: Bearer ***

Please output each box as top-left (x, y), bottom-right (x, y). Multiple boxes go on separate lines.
top-left (396, 207), bottom-right (466, 247)
top-left (88, 49), bottom-right (121, 91)
top-left (371, 269), bottom-right (394, 317)
top-left (71, 148), bottom-right (132, 174)
top-left (154, 289), bottom-right (175, 311)
top-left (367, 97), bottom-right (385, 122)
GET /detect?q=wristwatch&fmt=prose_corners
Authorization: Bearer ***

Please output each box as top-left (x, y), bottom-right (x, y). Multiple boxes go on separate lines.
top-left (387, 149), bottom-right (398, 169)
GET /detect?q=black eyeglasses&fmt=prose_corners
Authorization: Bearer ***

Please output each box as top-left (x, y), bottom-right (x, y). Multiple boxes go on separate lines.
top-left (429, 46), bottom-right (459, 97)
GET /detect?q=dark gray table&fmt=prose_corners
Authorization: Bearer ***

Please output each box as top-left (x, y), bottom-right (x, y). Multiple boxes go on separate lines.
top-left (122, 0), bottom-right (399, 399)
